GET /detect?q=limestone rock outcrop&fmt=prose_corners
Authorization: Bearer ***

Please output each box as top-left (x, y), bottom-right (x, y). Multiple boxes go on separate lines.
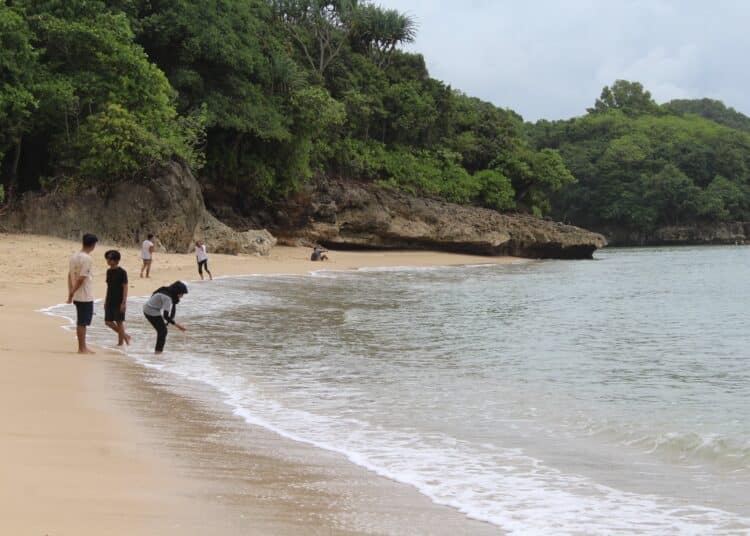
top-left (602, 222), bottom-right (750, 246)
top-left (274, 178), bottom-right (606, 259)
top-left (194, 213), bottom-right (276, 256)
top-left (1, 161), bottom-right (275, 255)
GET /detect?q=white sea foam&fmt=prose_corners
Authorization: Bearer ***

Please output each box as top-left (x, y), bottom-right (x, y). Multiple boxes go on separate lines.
top-left (83, 335), bottom-right (750, 534)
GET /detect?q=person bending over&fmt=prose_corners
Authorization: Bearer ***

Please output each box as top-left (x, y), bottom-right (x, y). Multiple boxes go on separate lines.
top-left (142, 281), bottom-right (188, 354)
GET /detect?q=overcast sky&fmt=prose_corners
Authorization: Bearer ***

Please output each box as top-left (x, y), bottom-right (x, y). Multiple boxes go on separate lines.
top-left (376, 0), bottom-right (750, 121)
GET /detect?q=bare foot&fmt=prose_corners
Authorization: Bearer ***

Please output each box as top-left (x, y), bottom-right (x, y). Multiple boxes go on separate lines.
top-left (78, 348), bottom-right (96, 354)
top-left (124, 334), bottom-right (132, 345)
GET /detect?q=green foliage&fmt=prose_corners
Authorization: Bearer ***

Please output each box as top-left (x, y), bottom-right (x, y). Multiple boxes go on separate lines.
top-left (73, 103), bottom-right (206, 183)
top-left (349, 3), bottom-right (417, 67)
top-left (473, 169), bottom-right (516, 211)
top-left (383, 81), bottom-right (438, 144)
top-left (588, 80), bottom-right (658, 116)
top-left (0, 5), bottom-right (40, 200)
top-left (1, 0), bottom-right (203, 196)
top-left (75, 103), bottom-right (167, 182)
top-left (2, 0), bottom-right (610, 221)
top-left (698, 175), bottom-right (748, 221)
top-left (0, 6), bottom-right (39, 141)
top-left (663, 98), bottom-right (750, 134)
top-left (135, 0), bottom-right (288, 139)
top-left (272, 0), bottom-right (356, 78)
top-left (531, 82), bottom-right (750, 232)
top-left (291, 86), bottom-right (346, 134)
top-left (494, 147), bottom-right (575, 216)
top-left (641, 164), bottom-right (701, 226)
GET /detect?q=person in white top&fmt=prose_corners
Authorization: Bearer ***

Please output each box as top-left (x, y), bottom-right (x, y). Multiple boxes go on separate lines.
top-left (142, 281), bottom-right (188, 353)
top-left (140, 233), bottom-right (155, 278)
top-left (195, 240), bottom-right (212, 280)
top-left (67, 233), bottom-right (98, 354)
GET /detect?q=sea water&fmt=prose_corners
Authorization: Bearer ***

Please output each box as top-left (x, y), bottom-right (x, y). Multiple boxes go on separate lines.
top-left (52, 247), bottom-right (750, 534)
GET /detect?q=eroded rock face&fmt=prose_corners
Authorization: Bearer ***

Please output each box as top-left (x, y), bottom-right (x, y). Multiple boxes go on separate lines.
top-left (194, 213), bottom-right (276, 256)
top-left (274, 179), bottom-right (607, 259)
top-left (1, 161), bottom-right (275, 255)
top-left (602, 223), bottom-right (750, 246)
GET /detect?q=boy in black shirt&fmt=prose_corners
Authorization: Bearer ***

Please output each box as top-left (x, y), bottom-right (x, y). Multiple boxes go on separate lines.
top-left (104, 250), bottom-right (131, 346)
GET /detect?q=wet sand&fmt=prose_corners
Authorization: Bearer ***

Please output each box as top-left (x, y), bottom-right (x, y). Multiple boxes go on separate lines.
top-left (0, 233), bottom-right (519, 534)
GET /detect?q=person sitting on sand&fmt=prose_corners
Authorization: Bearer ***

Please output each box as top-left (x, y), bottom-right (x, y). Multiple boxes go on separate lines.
top-left (140, 233), bottom-right (155, 278)
top-left (195, 240), bottom-right (212, 280)
top-left (142, 281), bottom-right (188, 354)
top-left (67, 233), bottom-right (98, 354)
top-left (103, 250), bottom-right (131, 346)
top-left (311, 245), bottom-right (329, 261)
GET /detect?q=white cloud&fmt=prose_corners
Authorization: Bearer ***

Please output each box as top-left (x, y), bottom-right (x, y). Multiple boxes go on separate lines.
top-left (376, 0), bottom-right (750, 120)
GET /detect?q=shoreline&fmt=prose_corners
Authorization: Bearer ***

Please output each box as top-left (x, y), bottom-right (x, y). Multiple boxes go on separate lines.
top-left (0, 232), bottom-right (521, 534)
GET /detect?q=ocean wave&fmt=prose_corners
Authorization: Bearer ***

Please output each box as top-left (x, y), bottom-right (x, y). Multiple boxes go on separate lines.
top-left (623, 431), bottom-right (750, 470)
top-left (78, 331), bottom-right (750, 534)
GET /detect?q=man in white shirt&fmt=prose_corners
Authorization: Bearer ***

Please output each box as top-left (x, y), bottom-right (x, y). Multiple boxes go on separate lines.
top-left (140, 233), bottom-right (155, 278)
top-left (67, 233), bottom-right (98, 354)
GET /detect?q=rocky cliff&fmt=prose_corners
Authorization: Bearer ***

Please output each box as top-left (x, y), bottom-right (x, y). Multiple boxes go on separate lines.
top-left (602, 222), bottom-right (750, 246)
top-left (0, 161), bottom-right (275, 255)
top-left (272, 179), bottom-right (606, 259)
top-left (2, 168), bottom-right (606, 259)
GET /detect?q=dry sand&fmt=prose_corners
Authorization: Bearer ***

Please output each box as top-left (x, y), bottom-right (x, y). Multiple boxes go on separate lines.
top-left (0, 232), bottom-right (520, 535)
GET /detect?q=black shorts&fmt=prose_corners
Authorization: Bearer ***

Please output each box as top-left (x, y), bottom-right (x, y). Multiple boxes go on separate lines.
top-left (74, 301), bottom-right (94, 326)
top-left (104, 304), bottom-right (125, 322)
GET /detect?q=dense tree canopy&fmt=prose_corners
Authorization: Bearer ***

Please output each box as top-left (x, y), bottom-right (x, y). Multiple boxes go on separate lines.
top-left (0, 0), bottom-right (575, 217)
top-left (3, 2), bottom-right (750, 234)
top-left (528, 85), bottom-right (750, 233)
top-left (663, 98), bottom-right (750, 134)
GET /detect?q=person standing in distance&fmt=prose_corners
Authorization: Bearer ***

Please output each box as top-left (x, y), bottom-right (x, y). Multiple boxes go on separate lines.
top-left (67, 233), bottom-right (98, 354)
top-left (140, 233), bottom-right (155, 278)
top-left (195, 240), bottom-right (212, 280)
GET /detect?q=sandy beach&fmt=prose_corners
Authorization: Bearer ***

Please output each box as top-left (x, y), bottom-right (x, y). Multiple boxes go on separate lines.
top-left (0, 232), bottom-right (520, 535)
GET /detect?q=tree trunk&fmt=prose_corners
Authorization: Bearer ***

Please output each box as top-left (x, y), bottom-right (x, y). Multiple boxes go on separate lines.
top-left (8, 136), bottom-right (22, 206)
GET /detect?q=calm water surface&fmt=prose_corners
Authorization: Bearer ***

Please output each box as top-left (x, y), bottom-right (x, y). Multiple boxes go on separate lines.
top-left (66, 246), bottom-right (750, 534)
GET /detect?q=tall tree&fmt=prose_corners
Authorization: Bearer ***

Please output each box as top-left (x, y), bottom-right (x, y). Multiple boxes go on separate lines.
top-left (272, 0), bottom-right (356, 78)
top-left (588, 79), bottom-right (658, 116)
top-left (350, 3), bottom-right (417, 67)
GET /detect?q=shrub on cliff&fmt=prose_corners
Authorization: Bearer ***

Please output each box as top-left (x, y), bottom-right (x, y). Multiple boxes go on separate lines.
top-left (73, 103), bottom-right (205, 184)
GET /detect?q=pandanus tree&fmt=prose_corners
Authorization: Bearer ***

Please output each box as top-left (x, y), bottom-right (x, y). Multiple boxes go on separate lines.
top-left (350, 3), bottom-right (417, 67)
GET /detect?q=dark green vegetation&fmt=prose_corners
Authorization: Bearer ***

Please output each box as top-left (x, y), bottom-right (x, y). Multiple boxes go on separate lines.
top-left (0, 0), bottom-right (571, 217)
top-left (2, 4), bottom-right (750, 236)
top-left (528, 80), bottom-right (750, 234)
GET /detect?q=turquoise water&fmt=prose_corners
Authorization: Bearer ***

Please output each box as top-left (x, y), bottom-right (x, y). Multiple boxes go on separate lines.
top-left (62, 246), bottom-right (750, 534)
